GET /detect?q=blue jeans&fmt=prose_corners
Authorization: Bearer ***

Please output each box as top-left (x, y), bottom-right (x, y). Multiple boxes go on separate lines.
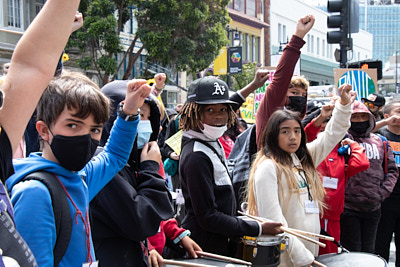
top-left (340, 208), bottom-right (381, 253)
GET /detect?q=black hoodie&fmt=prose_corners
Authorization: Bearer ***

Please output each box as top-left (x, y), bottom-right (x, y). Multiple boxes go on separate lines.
top-left (90, 80), bottom-right (173, 267)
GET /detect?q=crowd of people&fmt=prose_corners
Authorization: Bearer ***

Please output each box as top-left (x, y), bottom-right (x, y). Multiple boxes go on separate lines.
top-left (1, 1), bottom-right (400, 267)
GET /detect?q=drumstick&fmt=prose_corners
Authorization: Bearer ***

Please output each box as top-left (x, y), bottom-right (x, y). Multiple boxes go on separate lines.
top-left (237, 211), bottom-right (326, 248)
top-left (287, 228), bottom-right (334, 242)
top-left (195, 251), bottom-right (252, 266)
top-left (163, 259), bottom-right (216, 267)
top-left (280, 227), bottom-right (326, 248)
top-left (313, 260), bottom-right (327, 267)
top-left (237, 211), bottom-right (333, 241)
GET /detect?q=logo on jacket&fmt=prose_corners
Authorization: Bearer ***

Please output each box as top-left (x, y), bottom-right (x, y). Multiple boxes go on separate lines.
top-left (212, 82), bottom-right (226, 96)
top-left (359, 143), bottom-right (380, 160)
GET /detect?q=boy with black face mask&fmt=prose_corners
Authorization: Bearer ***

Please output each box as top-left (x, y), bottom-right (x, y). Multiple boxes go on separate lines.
top-left (340, 100), bottom-right (398, 253)
top-left (6, 71), bottom-right (151, 267)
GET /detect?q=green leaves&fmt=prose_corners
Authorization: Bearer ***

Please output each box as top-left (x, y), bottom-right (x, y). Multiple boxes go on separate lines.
top-left (67, 0), bottom-right (230, 83)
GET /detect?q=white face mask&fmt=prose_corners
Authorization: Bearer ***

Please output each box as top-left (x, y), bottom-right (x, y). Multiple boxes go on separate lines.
top-left (200, 123), bottom-right (227, 139)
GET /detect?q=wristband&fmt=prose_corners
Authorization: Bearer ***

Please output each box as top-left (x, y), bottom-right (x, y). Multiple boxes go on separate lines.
top-left (117, 102), bottom-right (140, 121)
top-left (173, 230), bottom-right (191, 244)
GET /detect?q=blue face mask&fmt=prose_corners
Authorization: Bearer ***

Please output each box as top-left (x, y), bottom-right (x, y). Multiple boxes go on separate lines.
top-left (137, 120), bottom-right (153, 149)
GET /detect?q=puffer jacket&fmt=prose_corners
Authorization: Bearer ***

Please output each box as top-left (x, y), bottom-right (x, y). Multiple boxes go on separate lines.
top-left (344, 101), bottom-right (398, 212)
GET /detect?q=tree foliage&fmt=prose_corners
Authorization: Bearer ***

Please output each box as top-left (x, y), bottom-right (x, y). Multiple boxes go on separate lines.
top-left (68, 0), bottom-right (230, 84)
top-left (218, 62), bottom-right (259, 91)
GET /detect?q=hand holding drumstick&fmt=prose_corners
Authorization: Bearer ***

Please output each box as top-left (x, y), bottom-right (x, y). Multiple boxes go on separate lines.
top-left (238, 211), bottom-right (328, 267)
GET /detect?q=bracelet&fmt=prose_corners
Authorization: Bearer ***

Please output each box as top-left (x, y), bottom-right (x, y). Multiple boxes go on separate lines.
top-left (173, 230), bottom-right (191, 244)
top-left (153, 84), bottom-right (164, 91)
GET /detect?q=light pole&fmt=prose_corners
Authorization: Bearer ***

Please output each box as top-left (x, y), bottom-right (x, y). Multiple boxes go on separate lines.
top-left (226, 26), bottom-right (241, 89)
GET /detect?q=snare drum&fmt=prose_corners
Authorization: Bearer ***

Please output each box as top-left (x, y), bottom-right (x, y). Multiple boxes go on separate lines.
top-left (239, 235), bottom-right (287, 267)
top-left (315, 252), bottom-right (387, 267)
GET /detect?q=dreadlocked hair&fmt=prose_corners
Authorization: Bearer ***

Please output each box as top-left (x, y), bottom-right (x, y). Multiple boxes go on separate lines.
top-left (179, 102), bottom-right (237, 131)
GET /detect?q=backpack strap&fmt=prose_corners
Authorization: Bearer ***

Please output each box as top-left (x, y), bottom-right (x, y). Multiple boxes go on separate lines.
top-left (22, 171), bottom-right (72, 266)
top-left (376, 134), bottom-right (388, 175)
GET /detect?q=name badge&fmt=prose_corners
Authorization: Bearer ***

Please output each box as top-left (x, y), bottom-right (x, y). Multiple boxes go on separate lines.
top-left (83, 261), bottom-right (98, 267)
top-left (322, 176), bottom-right (338, 190)
top-left (176, 189), bottom-right (185, 205)
top-left (304, 200), bottom-right (319, 214)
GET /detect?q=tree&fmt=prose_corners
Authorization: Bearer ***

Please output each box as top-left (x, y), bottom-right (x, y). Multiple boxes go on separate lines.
top-left (218, 62), bottom-right (259, 91)
top-left (68, 0), bottom-right (230, 85)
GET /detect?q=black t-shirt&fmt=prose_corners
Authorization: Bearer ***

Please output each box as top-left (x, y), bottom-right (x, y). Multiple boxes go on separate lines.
top-left (0, 127), bottom-right (14, 184)
top-left (0, 127), bottom-right (38, 267)
top-left (377, 127), bottom-right (400, 199)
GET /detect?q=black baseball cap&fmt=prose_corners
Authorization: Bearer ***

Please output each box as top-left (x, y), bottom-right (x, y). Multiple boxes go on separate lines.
top-left (186, 76), bottom-right (238, 105)
top-left (361, 93), bottom-right (386, 107)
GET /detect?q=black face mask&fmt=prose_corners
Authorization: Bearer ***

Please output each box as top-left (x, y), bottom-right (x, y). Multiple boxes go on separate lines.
top-left (350, 121), bottom-right (370, 135)
top-left (49, 133), bottom-right (99, 171)
top-left (287, 96), bottom-right (307, 113)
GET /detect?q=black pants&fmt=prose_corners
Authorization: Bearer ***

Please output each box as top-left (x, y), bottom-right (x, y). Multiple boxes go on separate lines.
top-left (375, 197), bottom-right (400, 266)
top-left (340, 208), bottom-right (381, 253)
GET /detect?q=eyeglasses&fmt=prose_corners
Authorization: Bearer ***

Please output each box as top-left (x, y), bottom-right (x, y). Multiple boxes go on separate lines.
top-left (362, 100), bottom-right (375, 109)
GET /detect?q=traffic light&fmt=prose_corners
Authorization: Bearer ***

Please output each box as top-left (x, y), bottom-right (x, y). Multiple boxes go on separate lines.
top-left (327, 0), bottom-right (359, 48)
top-left (348, 60), bottom-right (383, 80)
top-left (327, 0), bottom-right (349, 47)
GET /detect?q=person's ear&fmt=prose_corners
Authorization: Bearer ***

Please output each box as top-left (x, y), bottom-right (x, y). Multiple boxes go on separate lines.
top-left (383, 114), bottom-right (390, 119)
top-left (36, 121), bottom-right (51, 142)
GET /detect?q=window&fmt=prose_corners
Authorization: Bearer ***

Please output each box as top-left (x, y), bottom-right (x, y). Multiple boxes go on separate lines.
top-left (231, 0), bottom-right (259, 16)
top-left (307, 34), bottom-right (310, 52)
top-left (317, 37), bottom-right (320, 55)
top-left (282, 25), bottom-right (286, 43)
top-left (167, 91), bottom-right (178, 108)
top-left (311, 35), bottom-right (314, 53)
top-left (255, 36), bottom-right (259, 63)
top-left (245, 35), bottom-right (250, 61)
top-left (8, 0), bottom-right (22, 28)
top-left (36, 0), bottom-right (45, 15)
top-left (250, 35), bottom-right (254, 61)
top-left (241, 33), bottom-right (247, 61)
top-left (322, 40), bottom-right (325, 57)
top-left (278, 23), bottom-right (282, 43)
top-left (122, 7), bottom-right (136, 34)
top-left (234, 0), bottom-right (244, 13)
top-left (246, 0), bottom-right (256, 17)
top-left (327, 43), bottom-right (330, 58)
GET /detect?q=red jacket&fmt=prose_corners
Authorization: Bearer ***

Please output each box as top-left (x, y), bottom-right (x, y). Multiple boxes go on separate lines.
top-left (148, 219), bottom-right (186, 255)
top-left (305, 120), bottom-right (370, 219)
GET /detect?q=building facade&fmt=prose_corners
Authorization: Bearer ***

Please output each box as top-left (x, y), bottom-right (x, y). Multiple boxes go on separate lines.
top-left (0, 0), bottom-right (45, 68)
top-left (270, 0), bottom-right (373, 86)
top-left (359, 1), bottom-right (400, 64)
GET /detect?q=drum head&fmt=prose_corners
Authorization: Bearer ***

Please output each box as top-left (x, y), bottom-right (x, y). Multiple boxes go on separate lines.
top-left (315, 252), bottom-right (387, 267)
